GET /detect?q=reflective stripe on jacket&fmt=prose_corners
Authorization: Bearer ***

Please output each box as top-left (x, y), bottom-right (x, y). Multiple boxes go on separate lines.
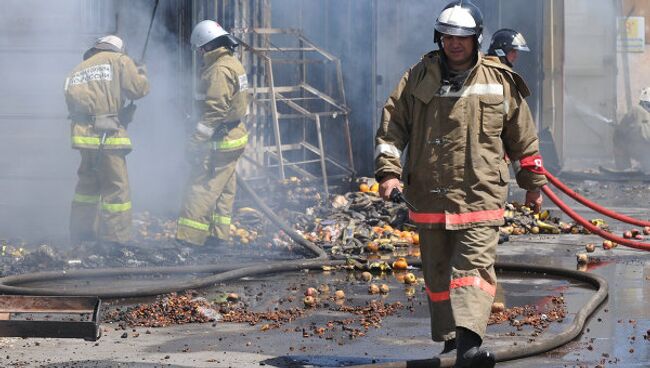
top-left (375, 51), bottom-right (547, 229)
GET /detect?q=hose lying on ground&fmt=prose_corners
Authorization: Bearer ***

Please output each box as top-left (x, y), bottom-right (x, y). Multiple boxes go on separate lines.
top-left (351, 260), bottom-right (608, 368)
top-left (0, 177), bottom-right (329, 298)
top-left (542, 185), bottom-right (650, 251)
top-left (547, 171), bottom-right (650, 227)
top-left (0, 177), bottom-right (609, 367)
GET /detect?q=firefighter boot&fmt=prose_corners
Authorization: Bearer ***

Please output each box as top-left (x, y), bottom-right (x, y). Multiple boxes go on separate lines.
top-left (441, 338), bottom-right (457, 354)
top-left (454, 328), bottom-right (495, 368)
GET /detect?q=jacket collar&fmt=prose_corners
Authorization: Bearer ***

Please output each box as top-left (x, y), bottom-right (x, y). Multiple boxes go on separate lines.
top-left (203, 47), bottom-right (231, 65)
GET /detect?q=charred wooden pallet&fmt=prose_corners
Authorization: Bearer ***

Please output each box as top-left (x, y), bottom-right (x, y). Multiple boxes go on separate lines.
top-left (0, 295), bottom-right (101, 341)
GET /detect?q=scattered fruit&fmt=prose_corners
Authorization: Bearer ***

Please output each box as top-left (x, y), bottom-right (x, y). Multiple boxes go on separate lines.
top-left (643, 226), bottom-right (650, 235)
top-left (368, 284), bottom-right (380, 294)
top-left (623, 231), bottom-right (633, 239)
top-left (403, 272), bottom-right (417, 284)
top-left (334, 290), bottom-right (346, 299)
top-left (360, 271), bottom-right (373, 282)
top-left (366, 241), bottom-right (380, 253)
top-left (305, 287), bottom-right (318, 297)
top-left (603, 240), bottom-right (614, 250)
top-left (491, 302), bottom-right (505, 313)
top-left (392, 257), bottom-right (408, 270)
top-left (359, 183), bottom-right (370, 192)
top-left (576, 253), bottom-right (588, 265)
top-left (303, 296), bottom-right (316, 308)
top-left (585, 243), bottom-right (595, 253)
top-left (379, 284), bottom-right (390, 294)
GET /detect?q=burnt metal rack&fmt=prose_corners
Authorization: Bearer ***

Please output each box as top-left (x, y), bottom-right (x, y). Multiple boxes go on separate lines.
top-left (235, 27), bottom-right (355, 195)
top-left (0, 295), bottom-right (102, 341)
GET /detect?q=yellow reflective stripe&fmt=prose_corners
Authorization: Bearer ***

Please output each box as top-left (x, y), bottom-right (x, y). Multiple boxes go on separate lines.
top-left (72, 136), bottom-right (132, 146)
top-left (212, 134), bottom-right (248, 150)
top-left (178, 217), bottom-right (210, 232)
top-left (101, 201), bottom-right (132, 213)
top-left (73, 193), bottom-right (100, 204)
top-left (212, 215), bottom-right (231, 225)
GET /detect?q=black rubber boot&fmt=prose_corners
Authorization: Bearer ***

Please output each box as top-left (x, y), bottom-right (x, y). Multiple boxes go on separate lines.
top-left (454, 327), bottom-right (495, 368)
top-left (441, 338), bottom-right (457, 354)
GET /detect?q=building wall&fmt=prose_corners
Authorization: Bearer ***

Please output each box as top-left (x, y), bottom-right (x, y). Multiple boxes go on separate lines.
top-left (617, 0), bottom-right (650, 116)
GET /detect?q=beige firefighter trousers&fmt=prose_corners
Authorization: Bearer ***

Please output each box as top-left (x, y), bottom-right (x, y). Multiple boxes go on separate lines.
top-left (176, 147), bottom-right (243, 246)
top-left (70, 150), bottom-right (132, 244)
top-left (419, 226), bottom-right (498, 341)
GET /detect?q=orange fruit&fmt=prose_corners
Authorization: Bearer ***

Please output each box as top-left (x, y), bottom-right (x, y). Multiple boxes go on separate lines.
top-left (412, 233), bottom-right (420, 245)
top-left (370, 182), bottom-right (380, 192)
top-left (392, 257), bottom-right (408, 270)
top-left (359, 183), bottom-right (370, 192)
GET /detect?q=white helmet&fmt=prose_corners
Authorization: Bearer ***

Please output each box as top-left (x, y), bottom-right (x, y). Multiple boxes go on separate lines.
top-left (434, 1), bottom-right (484, 45)
top-left (94, 35), bottom-right (124, 53)
top-left (639, 87), bottom-right (650, 103)
top-left (190, 20), bottom-right (229, 50)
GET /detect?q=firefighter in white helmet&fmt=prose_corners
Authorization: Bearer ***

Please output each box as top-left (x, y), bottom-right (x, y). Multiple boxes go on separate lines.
top-left (613, 87), bottom-right (650, 173)
top-left (375, 1), bottom-right (546, 366)
top-left (176, 20), bottom-right (250, 247)
top-left (486, 28), bottom-right (530, 68)
top-left (64, 35), bottom-right (149, 247)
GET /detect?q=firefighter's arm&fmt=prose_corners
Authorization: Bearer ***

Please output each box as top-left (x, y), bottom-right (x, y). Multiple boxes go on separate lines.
top-left (193, 67), bottom-right (234, 142)
top-left (501, 81), bottom-right (548, 192)
top-left (375, 69), bottom-right (411, 196)
top-left (119, 55), bottom-right (150, 100)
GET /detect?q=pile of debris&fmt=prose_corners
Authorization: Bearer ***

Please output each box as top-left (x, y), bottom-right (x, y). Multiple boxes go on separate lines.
top-left (489, 296), bottom-right (567, 336)
top-left (103, 292), bottom-right (219, 327)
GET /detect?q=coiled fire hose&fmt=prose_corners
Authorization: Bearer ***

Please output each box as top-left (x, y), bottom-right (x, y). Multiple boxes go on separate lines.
top-left (0, 177), bottom-right (608, 367)
top-left (542, 172), bottom-right (650, 251)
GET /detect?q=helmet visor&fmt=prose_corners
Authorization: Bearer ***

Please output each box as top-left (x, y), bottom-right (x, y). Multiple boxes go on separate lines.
top-left (435, 22), bottom-right (476, 37)
top-left (511, 33), bottom-right (530, 52)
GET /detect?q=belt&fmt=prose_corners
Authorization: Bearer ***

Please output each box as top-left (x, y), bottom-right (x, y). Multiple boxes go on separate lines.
top-left (68, 113), bottom-right (118, 123)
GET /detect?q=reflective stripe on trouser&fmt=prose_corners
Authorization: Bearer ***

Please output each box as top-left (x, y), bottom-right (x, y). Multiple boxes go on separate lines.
top-left (70, 150), bottom-right (132, 243)
top-left (419, 226), bottom-right (498, 341)
top-left (176, 147), bottom-right (243, 245)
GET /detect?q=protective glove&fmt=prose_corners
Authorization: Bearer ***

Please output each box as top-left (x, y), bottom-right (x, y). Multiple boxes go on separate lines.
top-left (118, 102), bottom-right (137, 127)
top-left (185, 133), bottom-right (212, 168)
top-left (135, 62), bottom-right (147, 75)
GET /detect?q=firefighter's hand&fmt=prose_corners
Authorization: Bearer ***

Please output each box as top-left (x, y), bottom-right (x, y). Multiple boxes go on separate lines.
top-left (379, 177), bottom-right (401, 201)
top-left (136, 62), bottom-right (147, 75)
top-left (525, 190), bottom-right (543, 214)
top-left (185, 137), bottom-right (211, 167)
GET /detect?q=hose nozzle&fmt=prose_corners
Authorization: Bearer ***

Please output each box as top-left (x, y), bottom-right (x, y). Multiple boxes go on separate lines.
top-left (389, 188), bottom-right (418, 212)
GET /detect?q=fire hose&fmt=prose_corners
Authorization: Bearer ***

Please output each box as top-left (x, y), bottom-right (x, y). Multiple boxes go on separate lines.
top-left (545, 171), bottom-right (650, 228)
top-left (0, 177), bottom-right (608, 367)
top-left (542, 172), bottom-right (650, 251)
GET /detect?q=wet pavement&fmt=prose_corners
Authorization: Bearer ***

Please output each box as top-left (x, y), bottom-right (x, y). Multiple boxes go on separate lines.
top-left (0, 181), bottom-right (648, 367)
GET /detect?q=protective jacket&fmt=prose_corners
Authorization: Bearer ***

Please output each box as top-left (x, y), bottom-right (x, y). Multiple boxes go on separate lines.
top-left (64, 50), bottom-right (149, 151)
top-left (375, 50), bottom-right (547, 229)
top-left (192, 47), bottom-right (249, 151)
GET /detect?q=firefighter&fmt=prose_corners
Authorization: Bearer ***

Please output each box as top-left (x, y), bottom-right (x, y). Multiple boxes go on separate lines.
top-left (374, 1), bottom-right (546, 367)
top-left (613, 87), bottom-right (650, 173)
top-left (486, 28), bottom-right (530, 68)
top-left (65, 35), bottom-right (149, 246)
top-left (176, 20), bottom-right (249, 247)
